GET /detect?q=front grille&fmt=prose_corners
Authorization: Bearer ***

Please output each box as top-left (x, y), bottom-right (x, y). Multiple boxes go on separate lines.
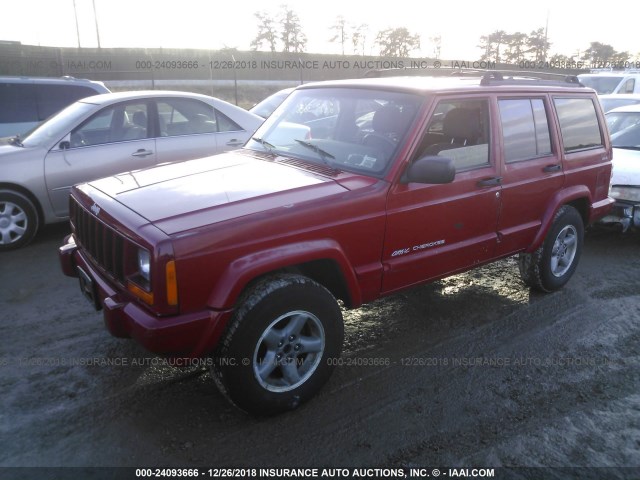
top-left (71, 198), bottom-right (126, 283)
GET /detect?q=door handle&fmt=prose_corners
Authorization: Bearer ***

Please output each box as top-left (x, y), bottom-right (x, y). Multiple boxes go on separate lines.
top-left (543, 164), bottom-right (562, 173)
top-left (225, 139), bottom-right (245, 147)
top-left (132, 149), bottom-right (154, 157)
top-left (477, 176), bottom-right (502, 187)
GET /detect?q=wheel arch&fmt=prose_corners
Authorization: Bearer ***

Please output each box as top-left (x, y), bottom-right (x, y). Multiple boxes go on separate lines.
top-left (206, 240), bottom-right (363, 311)
top-left (526, 187), bottom-right (590, 253)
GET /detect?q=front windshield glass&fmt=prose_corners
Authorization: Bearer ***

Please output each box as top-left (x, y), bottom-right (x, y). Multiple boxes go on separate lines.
top-left (579, 75), bottom-right (623, 94)
top-left (607, 111), bottom-right (640, 148)
top-left (21, 101), bottom-right (95, 148)
top-left (246, 87), bottom-right (425, 177)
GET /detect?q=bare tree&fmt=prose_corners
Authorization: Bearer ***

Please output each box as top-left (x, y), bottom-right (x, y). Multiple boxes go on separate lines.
top-left (351, 23), bottom-right (368, 56)
top-left (329, 16), bottom-right (348, 56)
top-left (279, 5), bottom-right (306, 53)
top-left (429, 35), bottom-right (442, 59)
top-left (251, 11), bottom-right (278, 52)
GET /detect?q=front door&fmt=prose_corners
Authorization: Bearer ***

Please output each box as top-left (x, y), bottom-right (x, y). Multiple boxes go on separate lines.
top-left (382, 97), bottom-right (501, 293)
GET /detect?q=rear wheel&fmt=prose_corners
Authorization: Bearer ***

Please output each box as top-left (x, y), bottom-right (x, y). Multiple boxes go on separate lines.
top-left (0, 190), bottom-right (39, 251)
top-left (212, 274), bottom-right (344, 415)
top-left (518, 205), bottom-right (584, 292)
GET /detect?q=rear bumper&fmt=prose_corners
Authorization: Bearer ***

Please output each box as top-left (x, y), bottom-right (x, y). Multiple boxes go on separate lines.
top-left (598, 200), bottom-right (640, 232)
top-left (589, 196), bottom-right (615, 224)
top-left (59, 234), bottom-right (232, 358)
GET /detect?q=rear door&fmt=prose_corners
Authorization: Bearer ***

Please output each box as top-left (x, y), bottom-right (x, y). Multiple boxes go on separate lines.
top-left (154, 97), bottom-right (248, 164)
top-left (382, 96), bottom-right (501, 293)
top-left (494, 95), bottom-right (564, 256)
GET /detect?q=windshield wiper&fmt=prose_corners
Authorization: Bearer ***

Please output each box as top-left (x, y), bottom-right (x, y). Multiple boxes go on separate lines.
top-left (612, 145), bottom-right (640, 150)
top-left (294, 139), bottom-right (335, 165)
top-left (251, 136), bottom-right (276, 153)
top-left (8, 135), bottom-right (23, 147)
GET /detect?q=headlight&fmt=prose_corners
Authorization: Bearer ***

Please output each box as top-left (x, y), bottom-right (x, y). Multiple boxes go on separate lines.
top-left (610, 185), bottom-right (640, 203)
top-left (137, 248), bottom-right (151, 284)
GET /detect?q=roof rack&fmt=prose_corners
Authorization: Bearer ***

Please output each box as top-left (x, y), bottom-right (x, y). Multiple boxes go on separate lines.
top-left (363, 67), bottom-right (584, 87)
top-left (477, 70), bottom-right (583, 87)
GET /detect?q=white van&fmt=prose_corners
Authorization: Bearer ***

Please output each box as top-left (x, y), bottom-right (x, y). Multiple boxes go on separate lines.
top-left (578, 70), bottom-right (640, 95)
top-left (0, 76), bottom-right (109, 138)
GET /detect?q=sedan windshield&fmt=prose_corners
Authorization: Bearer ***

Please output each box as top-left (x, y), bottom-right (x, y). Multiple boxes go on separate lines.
top-left (246, 87), bottom-right (424, 177)
top-left (21, 101), bottom-right (95, 148)
top-left (607, 111), bottom-right (640, 148)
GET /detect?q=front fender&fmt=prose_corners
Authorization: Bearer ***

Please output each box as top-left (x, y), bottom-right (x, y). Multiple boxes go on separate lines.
top-left (206, 239), bottom-right (362, 310)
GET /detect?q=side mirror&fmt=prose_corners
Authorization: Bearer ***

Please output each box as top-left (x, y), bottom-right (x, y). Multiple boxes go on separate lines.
top-left (59, 141), bottom-right (70, 150)
top-left (403, 156), bottom-right (456, 184)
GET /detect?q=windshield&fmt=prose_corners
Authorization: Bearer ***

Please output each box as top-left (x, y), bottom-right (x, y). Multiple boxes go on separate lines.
top-left (21, 101), bottom-right (95, 148)
top-left (607, 111), bottom-right (640, 148)
top-left (579, 75), bottom-right (624, 95)
top-left (246, 87), bottom-right (424, 177)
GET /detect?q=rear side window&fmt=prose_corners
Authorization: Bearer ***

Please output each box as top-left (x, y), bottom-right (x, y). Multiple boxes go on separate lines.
top-left (553, 98), bottom-right (603, 152)
top-left (499, 98), bottom-right (552, 163)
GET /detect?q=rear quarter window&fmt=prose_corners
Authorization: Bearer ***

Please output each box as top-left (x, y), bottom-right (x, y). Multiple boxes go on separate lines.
top-left (553, 97), bottom-right (603, 152)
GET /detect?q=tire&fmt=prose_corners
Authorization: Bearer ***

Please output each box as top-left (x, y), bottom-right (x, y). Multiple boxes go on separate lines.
top-left (212, 274), bottom-right (344, 415)
top-left (0, 190), bottom-right (39, 251)
top-left (518, 205), bottom-right (584, 292)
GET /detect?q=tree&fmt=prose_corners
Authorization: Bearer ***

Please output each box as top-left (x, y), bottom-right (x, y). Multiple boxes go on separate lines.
top-left (581, 42), bottom-right (629, 65)
top-left (503, 32), bottom-right (527, 63)
top-left (527, 28), bottom-right (551, 62)
top-left (329, 16), bottom-right (348, 56)
top-left (251, 11), bottom-right (278, 52)
top-left (478, 30), bottom-right (506, 63)
top-left (376, 27), bottom-right (420, 57)
top-left (351, 23), bottom-right (368, 56)
top-left (279, 5), bottom-right (306, 53)
top-left (429, 35), bottom-right (442, 60)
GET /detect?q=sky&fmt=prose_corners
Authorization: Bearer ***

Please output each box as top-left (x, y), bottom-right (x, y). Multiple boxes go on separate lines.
top-left (2, 0), bottom-right (639, 61)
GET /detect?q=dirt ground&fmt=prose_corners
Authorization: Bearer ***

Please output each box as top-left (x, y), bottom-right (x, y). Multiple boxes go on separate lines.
top-left (1, 223), bottom-right (639, 479)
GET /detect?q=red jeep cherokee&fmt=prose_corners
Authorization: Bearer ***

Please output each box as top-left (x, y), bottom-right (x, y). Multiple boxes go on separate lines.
top-left (60, 74), bottom-right (613, 414)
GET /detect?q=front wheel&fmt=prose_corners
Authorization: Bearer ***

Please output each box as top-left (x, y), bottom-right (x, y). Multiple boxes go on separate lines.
top-left (212, 274), bottom-right (344, 415)
top-left (518, 205), bottom-right (584, 292)
top-left (0, 190), bottom-right (39, 251)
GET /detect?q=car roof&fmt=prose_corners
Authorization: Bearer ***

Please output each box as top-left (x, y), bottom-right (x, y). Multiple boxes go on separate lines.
top-left (0, 75), bottom-right (107, 87)
top-left (295, 75), bottom-right (591, 95)
top-left (77, 90), bottom-right (224, 105)
top-left (599, 93), bottom-right (640, 100)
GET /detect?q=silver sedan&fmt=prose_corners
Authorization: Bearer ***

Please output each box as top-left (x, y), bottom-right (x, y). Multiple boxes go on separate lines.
top-left (0, 90), bottom-right (263, 250)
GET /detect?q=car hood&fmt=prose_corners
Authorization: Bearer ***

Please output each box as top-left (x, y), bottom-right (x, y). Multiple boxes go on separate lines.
top-left (86, 151), bottom-right (351, 235)
top-left (612, 147), bottom-right (640, 186)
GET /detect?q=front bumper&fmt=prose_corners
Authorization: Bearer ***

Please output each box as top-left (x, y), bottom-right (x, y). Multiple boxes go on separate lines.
top-left (59, 234), bottom-right (232, 358)
top-left (598, 200), bottom-right (640, 232)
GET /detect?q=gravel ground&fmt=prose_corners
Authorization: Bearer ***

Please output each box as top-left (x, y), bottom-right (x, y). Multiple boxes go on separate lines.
top-left (0, 223), bottom-right (638, 479)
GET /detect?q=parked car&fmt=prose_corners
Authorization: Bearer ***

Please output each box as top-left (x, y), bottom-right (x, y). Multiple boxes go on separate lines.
top-left (249, 87), bottom-right (294, 119)
top-left (598, 93), bottom-right (640, 113)
top-left (0, 76), bottom-right (109, 138)
top-left (578, 70), bottom-right (640, 95)
top-left (0, 90), bottom-right (263, 250)
top-left (60, 74), bottom-right (613, 414)
top-left (599, 104), bottom-right (640, 230)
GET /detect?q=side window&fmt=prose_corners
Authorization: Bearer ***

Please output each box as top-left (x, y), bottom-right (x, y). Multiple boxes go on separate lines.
top-left (553, 98), bottom-right (603, 152)
top-left (417, 98), bottom-right (490, 170)
top-left (157, 98), bottom-right (217, 136)
top-left (498, 98), bottom-right (552, 163)
top-left (621, 79), bottom-right (635, 94)
top-left (70, 102), bottom-right (149, 147)
top-left (215, 110), bottom-right (243, 132)
top-left (0, 84), bottom-right (38, 123)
